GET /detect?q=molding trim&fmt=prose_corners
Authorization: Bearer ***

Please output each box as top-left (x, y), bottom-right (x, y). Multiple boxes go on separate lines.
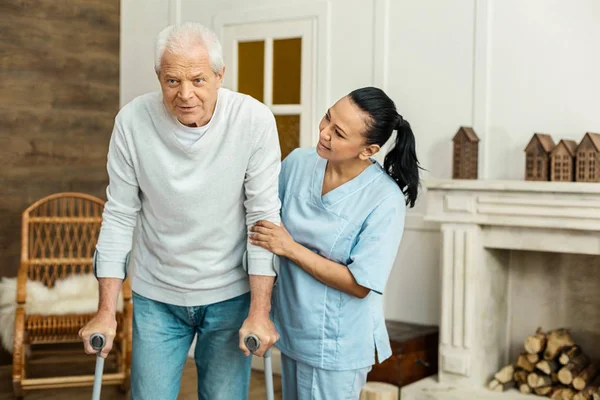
top-left (440, 226), bottom-right (478, 350)
top-left (439, 224), bottom-right (482, 378)
top-left (472, 0), bottom-right (491, 179)
top-left (371, 0), bottom-right (391, 165)
top-left (441, 351), bottom-right (470, 376)
top-left (425, 181), bottom-right (600, 231)
top-left (372, 0), bottom-right (390, 90)
top-left (405, 214), bottom-right (440, 232)
top-left (169, 0), bottom-right (181, 25)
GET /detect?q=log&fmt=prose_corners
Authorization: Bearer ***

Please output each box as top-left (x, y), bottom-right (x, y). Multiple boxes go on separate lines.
top-left (545, 329), bottom-right (575, 360)
top-left (527, 353), bottom-right (541, 364)
top-left (574, 391), bottom-right (592, 400)
top-left (564, 391), bottom-right (576, 400)
top-left (488, 379), bottom-right (501, 391)
top-left (525, 327), bottom-right (547, 354)
top-left (561, 346), bottom-right (583, 365)
top-left (551, 388), bottom-right (576, 400)
top-left (519, 383), bottom-right (532, 394)
top-left (517, 353), bottom-right (536, 372)
top-left (538, 359), bottom-right (561, 375)
top-left (573, 361), bottom-right (600, 391)
top-left (560, 388), bottom-right (577, 400)
top-left (552, 388), bottom-right (566, 400)
top-left (549, 387), bottom-right (573, 399)
top-left (514, 369), bottom-right (529, 384)
top-left (535, 386), bottom-right (553, 396)
top-left (574, 374), bottom-right (600, 400)
top-left (359, 382), bottom-right (399, 400)
top-left (490, 381), bottom-right (516, 392)
top-left (528, 372), bottom-right (552, 388)
top-left (494, 364), bottom-right (515, 383)
top-left (553, 372), bottom-right (560, 383)
top-left (559, 353), bottom-right (591, 385)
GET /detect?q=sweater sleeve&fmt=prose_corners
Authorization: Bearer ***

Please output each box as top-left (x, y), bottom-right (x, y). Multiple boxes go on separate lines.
top-left (94, 116), bottom-right (141, 280)
top-left (243, 109), bottom-right (282, 277)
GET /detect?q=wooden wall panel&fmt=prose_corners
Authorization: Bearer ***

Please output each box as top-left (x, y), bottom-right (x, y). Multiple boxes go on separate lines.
top-left (0, 0), bottom-right (120, 364)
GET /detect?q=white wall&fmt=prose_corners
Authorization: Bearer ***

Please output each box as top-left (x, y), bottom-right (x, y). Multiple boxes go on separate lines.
top-left (486, 0), bottom-right (600, 180)
top-left (120, 0), bottom-right (600, 327)
top-left (382, 0), bottom-right (476, 324)
top-left (120, 0), bottom-right (169, 106)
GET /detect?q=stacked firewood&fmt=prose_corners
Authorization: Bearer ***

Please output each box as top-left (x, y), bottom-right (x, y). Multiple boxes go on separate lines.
top-left (488, 328), bottom-right (600, 399)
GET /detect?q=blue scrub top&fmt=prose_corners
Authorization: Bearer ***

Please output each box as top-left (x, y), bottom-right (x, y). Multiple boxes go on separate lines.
top-left (273, 148), bottom-right (406, 371)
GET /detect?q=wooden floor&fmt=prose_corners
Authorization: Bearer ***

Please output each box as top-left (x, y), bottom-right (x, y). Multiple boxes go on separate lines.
top-left (0, 358), bottom-right (282, 399)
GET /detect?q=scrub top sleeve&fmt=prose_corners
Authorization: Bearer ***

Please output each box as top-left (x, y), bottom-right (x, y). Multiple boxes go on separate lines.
top-left (347, 194), bottom-right (406, 294)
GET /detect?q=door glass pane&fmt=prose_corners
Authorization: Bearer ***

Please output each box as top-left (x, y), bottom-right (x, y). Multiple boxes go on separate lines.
top-left (275, 115), bottom-right (300, 159)
top-left (238, 41), bottom-right (264, 102)
top-left (273, 38), bottom-right (302, 105)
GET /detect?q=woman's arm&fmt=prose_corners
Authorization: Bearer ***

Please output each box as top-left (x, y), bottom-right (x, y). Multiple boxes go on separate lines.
top-left (249, 221), bottom-right (370, 298)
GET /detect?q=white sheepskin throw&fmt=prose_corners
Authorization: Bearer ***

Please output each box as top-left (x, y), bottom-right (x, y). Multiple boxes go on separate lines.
top-left (0, 274), bottom-right (123, 354)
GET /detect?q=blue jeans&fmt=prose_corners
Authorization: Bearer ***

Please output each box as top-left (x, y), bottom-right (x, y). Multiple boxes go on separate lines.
top-left (131, 291), bottom-right (252, 400)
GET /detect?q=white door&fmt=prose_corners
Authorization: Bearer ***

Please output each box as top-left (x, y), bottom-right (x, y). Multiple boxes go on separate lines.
top-left (222, 19), bottom-right (314, 159)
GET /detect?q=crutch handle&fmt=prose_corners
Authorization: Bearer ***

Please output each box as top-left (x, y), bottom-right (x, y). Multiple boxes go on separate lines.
top-left (90, 333), bottom-right (106, 400)
top-left (244, 334), bottom-right (272, 356)
top-left (243, 334), bottom-right (273, 355)
top-left (244, 334), bottom-right (260, 353)
top-left (243, 334), bottom-right (274, 400)
top-left (90, 333), bottom-right (106, 352)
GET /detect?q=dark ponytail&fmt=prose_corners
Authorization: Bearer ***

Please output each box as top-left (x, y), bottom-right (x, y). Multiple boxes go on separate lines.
top-left (384, 116), bottom-right (420, 207)
top-left (348, 87), bottom-right (421, 208)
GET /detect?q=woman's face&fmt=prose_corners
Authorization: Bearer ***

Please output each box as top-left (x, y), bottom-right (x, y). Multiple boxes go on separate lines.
top-left (316, 96), bottom-right (377, 162)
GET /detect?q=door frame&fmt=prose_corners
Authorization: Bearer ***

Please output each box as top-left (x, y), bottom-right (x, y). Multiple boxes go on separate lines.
top-left (222, 19), bottom-right (313, 149)
top-left (213, 2), bottom-right (331, 148)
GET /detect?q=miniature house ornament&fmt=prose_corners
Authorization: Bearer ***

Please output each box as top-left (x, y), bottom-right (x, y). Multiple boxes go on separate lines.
top-left (550, 139), bottom-right (577, 182)
top-left (452, 126), bottom-right (479, 179)
top-left (524, 133), bottom-right (555, 181)
top-left (575, 132), bottom-right (600, 182)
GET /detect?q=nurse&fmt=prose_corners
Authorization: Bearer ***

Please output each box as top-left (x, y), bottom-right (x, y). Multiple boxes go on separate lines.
top-left (249, 86), bottom-right (421, 399)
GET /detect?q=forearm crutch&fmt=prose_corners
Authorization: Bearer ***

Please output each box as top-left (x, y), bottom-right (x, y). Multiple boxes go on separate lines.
top-left (244, 334), bottom-right (274, 400)
top-left (90, 333), bottom-right (106, 400)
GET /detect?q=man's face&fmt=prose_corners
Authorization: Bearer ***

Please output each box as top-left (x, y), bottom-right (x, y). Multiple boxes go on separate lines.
top-left (158, 45), bottom-right (224, 127)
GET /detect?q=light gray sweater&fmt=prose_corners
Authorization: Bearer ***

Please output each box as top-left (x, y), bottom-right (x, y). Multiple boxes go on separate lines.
top-left (94, 88), bottom-right (281, 306)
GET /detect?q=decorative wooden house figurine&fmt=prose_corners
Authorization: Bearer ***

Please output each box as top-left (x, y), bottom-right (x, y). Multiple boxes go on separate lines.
top-left (524, 133), bottom-right (555, 181)
top-left (575, 132), bottom-right (600, 182)
top-left (550, 139), bottom-right (577, 182)
top-left (452, 126), bottom-right (479, 179)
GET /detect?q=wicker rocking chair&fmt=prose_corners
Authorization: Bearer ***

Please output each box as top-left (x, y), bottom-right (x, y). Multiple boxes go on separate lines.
top-left (12, 193), bottom-right (132, 398)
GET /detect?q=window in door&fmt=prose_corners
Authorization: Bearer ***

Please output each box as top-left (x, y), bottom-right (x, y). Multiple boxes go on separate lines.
top-left (223, 20), bottom-right (314, 159)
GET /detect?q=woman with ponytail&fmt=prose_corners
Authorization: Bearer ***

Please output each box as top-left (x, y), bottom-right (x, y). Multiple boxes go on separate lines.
top-left (249, 87), bottom-right (421, 399)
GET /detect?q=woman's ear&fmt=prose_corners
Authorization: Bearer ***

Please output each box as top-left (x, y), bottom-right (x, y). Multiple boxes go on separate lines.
top-left (359, 144), bottom-right (380, 160)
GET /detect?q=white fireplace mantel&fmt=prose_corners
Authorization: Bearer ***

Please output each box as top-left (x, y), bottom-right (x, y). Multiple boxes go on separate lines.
top-left (402, 179), bottom-right (600, 400)
top-left (425, 179), bottom-right (600, 231)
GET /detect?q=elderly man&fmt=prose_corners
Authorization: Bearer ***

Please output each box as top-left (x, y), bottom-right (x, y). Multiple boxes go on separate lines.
top-left (79, 22), bottom-right (281, 399)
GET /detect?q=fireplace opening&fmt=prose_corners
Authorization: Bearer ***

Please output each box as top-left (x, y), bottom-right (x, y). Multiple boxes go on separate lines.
top-left (488, 251), bottom-right (600, 398)
top-left (509, 251), bottom-right (600, 362)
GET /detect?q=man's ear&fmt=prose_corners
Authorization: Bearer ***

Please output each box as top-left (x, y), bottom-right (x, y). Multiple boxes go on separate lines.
top-left (359, 144), bottom-right (380, 160)
top-left (216, 65), bottom-right (226, 89)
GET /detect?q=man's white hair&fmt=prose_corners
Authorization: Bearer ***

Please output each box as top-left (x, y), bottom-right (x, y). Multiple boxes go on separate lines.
top-left (154, 22), bottom-right (224, 74)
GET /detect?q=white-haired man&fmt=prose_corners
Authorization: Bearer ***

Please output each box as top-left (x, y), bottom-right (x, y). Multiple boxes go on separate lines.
top-left (79, 22), bottom-right (281, 399)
